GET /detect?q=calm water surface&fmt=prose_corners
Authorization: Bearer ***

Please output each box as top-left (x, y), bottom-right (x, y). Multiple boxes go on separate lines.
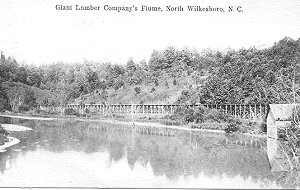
top-left (0, 116), bottom-right (299, 188)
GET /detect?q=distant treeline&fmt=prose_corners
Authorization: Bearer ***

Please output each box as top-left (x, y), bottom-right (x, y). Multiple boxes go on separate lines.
top-left (0, 37), bottom-right (299, 112)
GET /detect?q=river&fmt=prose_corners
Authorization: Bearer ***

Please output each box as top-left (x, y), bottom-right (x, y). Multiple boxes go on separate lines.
top-left (0, 116), bottom-right (298, 188)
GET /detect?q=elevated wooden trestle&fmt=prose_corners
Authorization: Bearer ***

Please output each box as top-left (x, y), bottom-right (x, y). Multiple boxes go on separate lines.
top-left (41, 104), bottom-right (269, 121)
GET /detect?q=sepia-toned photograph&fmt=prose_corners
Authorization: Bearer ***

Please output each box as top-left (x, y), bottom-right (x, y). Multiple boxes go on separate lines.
top-left (0, 0), bottom-right (300, 188)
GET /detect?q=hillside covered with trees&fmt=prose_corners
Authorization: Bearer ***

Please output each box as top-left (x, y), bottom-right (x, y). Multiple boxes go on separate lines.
top-left (0, 37), bottom-right (299, 113)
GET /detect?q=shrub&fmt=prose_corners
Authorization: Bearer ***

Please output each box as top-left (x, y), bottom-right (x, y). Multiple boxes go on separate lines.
top-left (0, 97), bottom-right (10, 112)
top-left (260, 123), bottom-right (267, 132)
top-left (204, 109), bottom-right (231, 123)
top-left (292, 106), bottom-right (300, 126)
top-left (224, 123), bottom-right (239, 134)
top-left (18, 105), bottom-right (29, 112)
top-left (173, 79), bottom-right (177, 86)
top-left (165, 81), bottom-right (169, 88)
top-left (84, 108), bottom-right (90, 114)
top-left (113, 79), bottom-right (125, 90)
top-left (193, 106), bottom-right (205, 123)
top-left (0, 125), bottom-right (9, 136)
top-left (101, 90), bottom-right (108, 100)
top-left (183, 108), bottom-right (195, 124)
top-left (33, 107), bottom-right (41, 114)
top-left (163, 120), bottom-right (181, 126)
top-left (173, 106), bottom-right (199, 124)
top-left (64, 108), bottom-right (78, 116)
top-left (171, 106), bottom-right (233, 126)
top-left (150, 87), bottom-right (156, 93)
top-left (134, 86), bottom-right (141, 94)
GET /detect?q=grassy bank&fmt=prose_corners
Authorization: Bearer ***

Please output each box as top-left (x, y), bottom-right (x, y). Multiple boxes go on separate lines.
top-left (6, 105), bottom-right (267, 135)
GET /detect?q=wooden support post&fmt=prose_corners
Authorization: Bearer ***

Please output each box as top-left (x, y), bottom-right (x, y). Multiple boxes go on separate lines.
top-left (259, 104), bottom-right (262, 120)
top-left (243, 104), bottom-right (246, 119)
top-left (248, 104), bottom-right (251, 120)
top-left (235, 104), bottom-right (237, 118)
top-left (225, 104), bottom-right (228, 114)
top-left (254, 105), bottom-right (257, 121)
top-left (264, 105), bottom-right (267, 120)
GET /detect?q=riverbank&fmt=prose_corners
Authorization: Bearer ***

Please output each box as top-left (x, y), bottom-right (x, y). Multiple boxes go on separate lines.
top-left (0, 112), bottom-right (267, 138)
top-left (0, 122), bottom-right (33, 152)
top-left (0, 136), bottom-right (20, 152)
top-left (2, 104), bottom-right (269, 137)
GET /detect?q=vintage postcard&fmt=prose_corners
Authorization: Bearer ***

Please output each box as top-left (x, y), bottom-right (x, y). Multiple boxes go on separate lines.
top-left (0, 0), bottom-right (299, 189)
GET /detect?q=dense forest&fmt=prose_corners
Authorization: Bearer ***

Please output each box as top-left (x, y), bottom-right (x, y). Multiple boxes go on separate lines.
top-left (0, 37), bottom-right (299, 112)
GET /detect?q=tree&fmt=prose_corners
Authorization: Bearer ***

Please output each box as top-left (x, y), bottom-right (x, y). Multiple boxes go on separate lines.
top-left (113, 77), bottom-right (125, 90)
top-left (163, 46), bottom-right (177, 69)
top-left (126, 57), bottom-right (136, 74)
top-left (148, 50), bottom-right (165, 74)
top-left (0, 83), bottom-right (10, 111)
top-left (4, 82), bottom-right (37, 112)
top-left (139, 59), bottom-right (148, 71)
top-left (106, 64), bottom-right (125, 88)
top-left (27, 68), bottom-right (42, 87)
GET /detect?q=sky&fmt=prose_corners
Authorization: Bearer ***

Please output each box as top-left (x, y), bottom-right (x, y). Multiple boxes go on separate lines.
top-left (0, 0), bottom-right (300, 65)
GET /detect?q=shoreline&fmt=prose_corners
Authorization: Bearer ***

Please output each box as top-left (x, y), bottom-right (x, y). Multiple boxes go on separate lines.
top-left (0, 113), bottom-right (57, 121)
top-left (0, 136), bottom-right (20, 152)
top-left (0, 113), bottom-right (267, 138)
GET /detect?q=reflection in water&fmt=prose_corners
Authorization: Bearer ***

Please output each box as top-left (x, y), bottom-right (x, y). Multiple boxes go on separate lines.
top-left (0, 116), bottom-right (298, 188)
